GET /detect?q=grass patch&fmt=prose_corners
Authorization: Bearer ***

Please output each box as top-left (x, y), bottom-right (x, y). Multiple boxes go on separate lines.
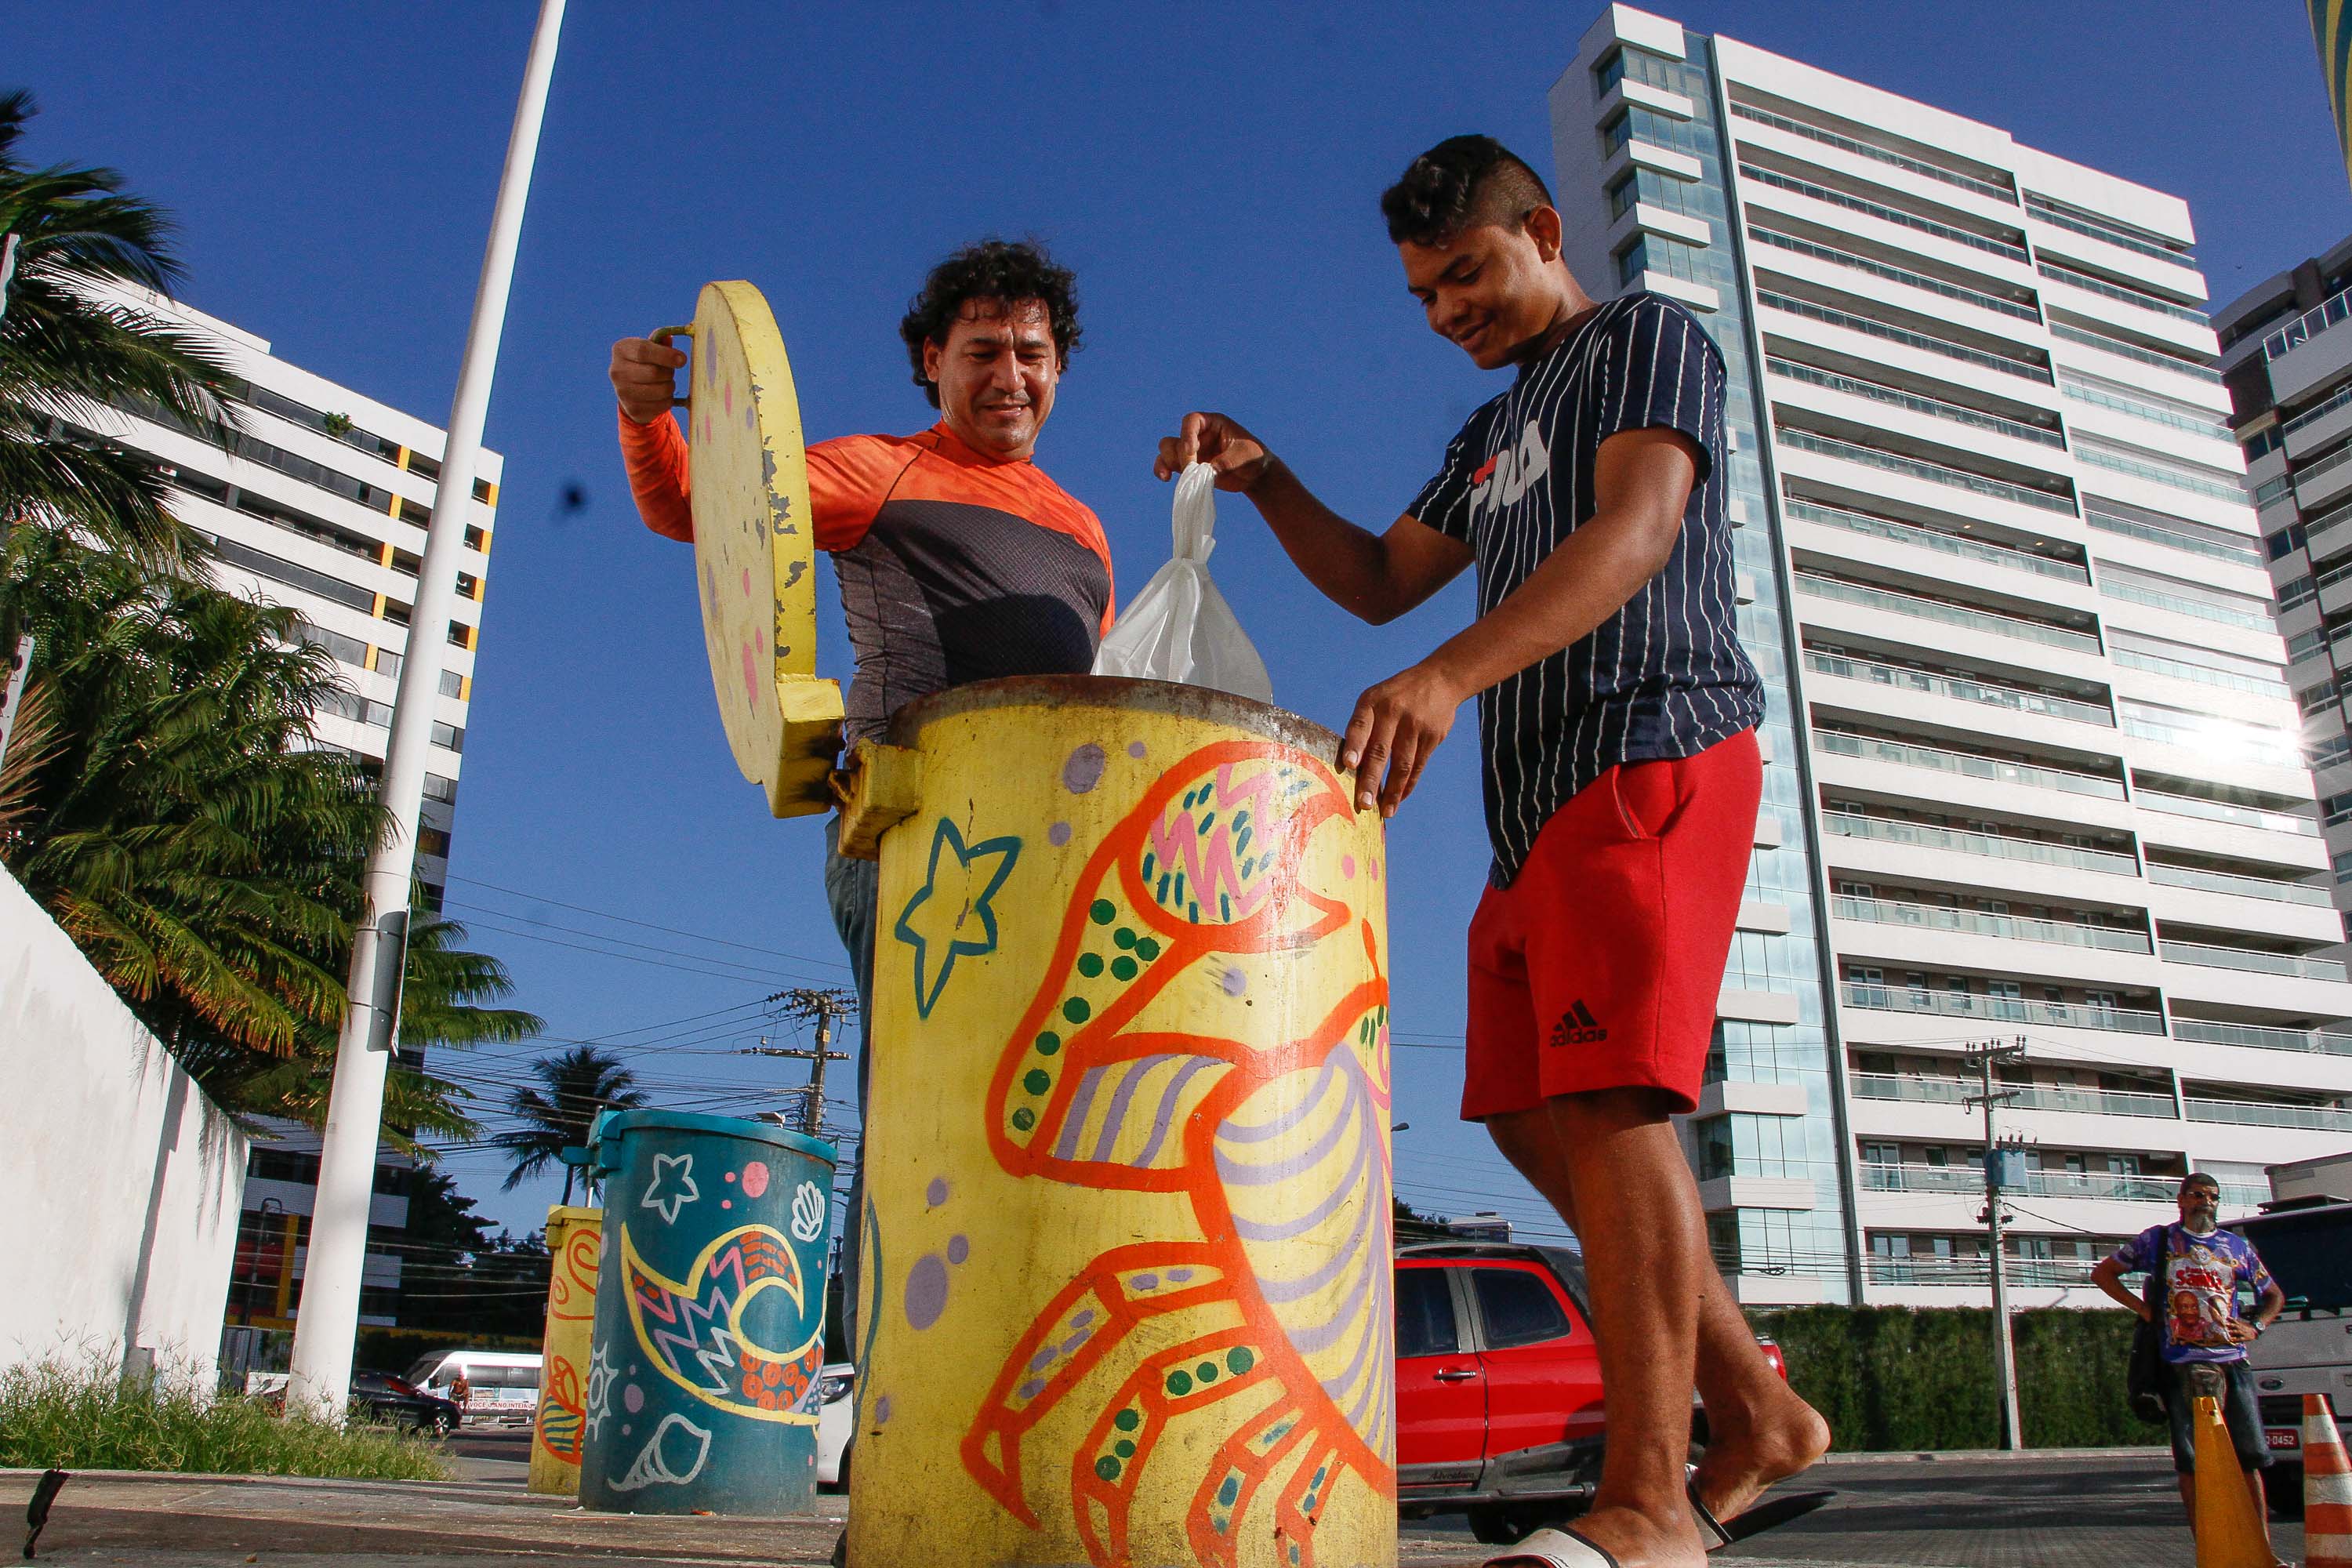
top-left (0, 1354), bottom-right (448, 1480)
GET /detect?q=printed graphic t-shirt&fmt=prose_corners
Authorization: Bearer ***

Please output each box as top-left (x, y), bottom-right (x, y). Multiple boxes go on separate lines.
top-left (621, 412), bottom-right (1113, 746)
top-left (1409, 292), bottom-right (1764, 887)
top-left (2108, 1222), bottom-right (2277, 1364)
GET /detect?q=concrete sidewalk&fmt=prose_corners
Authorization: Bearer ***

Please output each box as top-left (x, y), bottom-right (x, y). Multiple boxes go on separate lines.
top-left (1, 1468), bottom-right (1507, 1567)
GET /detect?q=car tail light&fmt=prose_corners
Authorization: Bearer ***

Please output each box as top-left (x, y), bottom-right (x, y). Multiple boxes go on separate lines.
top-left (1759, 1341), bottom-right (1787, 1381)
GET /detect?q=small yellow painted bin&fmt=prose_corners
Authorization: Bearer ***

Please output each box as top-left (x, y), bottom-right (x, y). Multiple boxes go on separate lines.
top-left (527, 1203), bottom-right (603, 1495)
top-left (677, 281), bottom-right (1397, 1568)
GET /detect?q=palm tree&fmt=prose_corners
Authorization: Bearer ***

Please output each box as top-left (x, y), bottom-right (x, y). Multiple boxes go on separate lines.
top-left (495, 1047), bottom-right (648, 1204)
top-left (0, 527), bottom-right (539, 1137)
top-left (0, 89), bottom-right (234, 581)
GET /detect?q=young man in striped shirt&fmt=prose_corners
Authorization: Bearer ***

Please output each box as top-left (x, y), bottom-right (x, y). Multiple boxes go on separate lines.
top-left (1158, 136), bottom-right (1827, 1566)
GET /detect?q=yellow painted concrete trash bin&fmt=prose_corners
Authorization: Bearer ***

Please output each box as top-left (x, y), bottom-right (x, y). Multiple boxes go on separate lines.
top-left (670, 277), bottom-right (1396, 1564)
top-left (528, 1203), bottom-right (604, 1495)
top-left (844, 677), bottom-right (1397, 1568)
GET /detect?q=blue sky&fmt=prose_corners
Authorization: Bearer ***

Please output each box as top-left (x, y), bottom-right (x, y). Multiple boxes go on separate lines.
top-left (17, 2), bottom-right (2352, 1241)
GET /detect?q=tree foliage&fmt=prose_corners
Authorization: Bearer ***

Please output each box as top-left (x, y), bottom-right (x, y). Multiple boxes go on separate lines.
top-left (493, 1046), bottom-right (648, 1204)
top-left (0, 89), bottom-right (538, 1139)
top-left (0, 89), bottom-right (229, 575)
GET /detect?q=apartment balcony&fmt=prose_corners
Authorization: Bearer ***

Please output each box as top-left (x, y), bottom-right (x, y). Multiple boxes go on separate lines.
top-left (2140, 862), bottom-right (2343, 946)
top-left (1777, 427), bottom-right (2074, 516)
top-left (2023, 195), bottom-right (2205, 296)
top-left (1860, 1162), bottom-right (2178, 1202)
top-left (1862, 1252), bottom-right (2103, 1290)
top-left (1756, 286), bottom-right (2045, 385)
top-left (2170, 1017), bottom-right (2352, 1058)
top-left (1730, 108), bottom-right (2024, 229)
top-left (2161, 940), bottom-right (2348, 982)
top-left (1817, 810), bottom-right (2143, 910)
top-left (1849, 1065), bottom-right (2174, 1113)
top-left (2266, 286), bottom-right (2352, 408)
top-left (1783, 495), bottom-right (2089, 590)
top-left (1834, 894), bottom-right (2150, 954)
top-left (2049, 325), bottom-right (2230, 414)
top-left (2038, 271), bottom-right (2216, 363)
top-left (1777, 434), bottom-right (2094, 568)
top-left (1793, 570), bottom-right (2100, 668)
top-left (1806, 649), bottom-right (2111, 729)
top-left (2117, 717), bottom-right (2317, 803)
top-left (2132, 784), bottom-right (2322, 848)
top-left (1838, 982), bottom-right (2165, 1037)
top-left (2284, 381), bottom-right (2352, 464)
top-left (2298, 441), bottom-right (2352, 517)
top-left (1751, 256), bottom-right (2056, 403)
top-left (1812, 728), bottom-right (2135, 833)
top-left (1746, 226), bottom-right (2034, 325)
top-left (1766, 359), bottom-right (2072, 478)
top-left (1736, 158), bottom-right (2035, 281)
top-left (2183, 1094), bottom-right (2352, 1134)
top-left (2158, 943), bottom-right (2352, 1018)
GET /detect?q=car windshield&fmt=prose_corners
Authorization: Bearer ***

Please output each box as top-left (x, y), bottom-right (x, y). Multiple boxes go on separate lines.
top-left (2230, 1208), bottom-right (2352, 1311)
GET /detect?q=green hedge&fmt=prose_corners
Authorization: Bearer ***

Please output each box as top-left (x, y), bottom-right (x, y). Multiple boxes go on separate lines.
top-left (1747, 1305), bottom-right (2147, 1450)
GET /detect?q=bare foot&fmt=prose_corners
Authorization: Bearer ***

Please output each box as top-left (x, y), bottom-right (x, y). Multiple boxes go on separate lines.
top-left (1558, 1501), bottom-right (1708, 1568)
top-left (1690, 1389), bottom-right (1831, 1527)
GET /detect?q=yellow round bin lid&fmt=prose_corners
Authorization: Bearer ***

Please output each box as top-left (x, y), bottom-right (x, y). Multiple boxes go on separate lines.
top-left (675, 280), bottom-right (844, 817)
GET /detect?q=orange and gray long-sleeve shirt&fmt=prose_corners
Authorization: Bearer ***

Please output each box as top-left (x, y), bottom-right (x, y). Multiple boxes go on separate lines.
top-left (621, 410), bottom-right (1114, 747)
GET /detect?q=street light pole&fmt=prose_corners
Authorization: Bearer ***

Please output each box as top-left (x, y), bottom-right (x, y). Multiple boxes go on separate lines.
top-left (285, 0), bottom-right (568, 1420)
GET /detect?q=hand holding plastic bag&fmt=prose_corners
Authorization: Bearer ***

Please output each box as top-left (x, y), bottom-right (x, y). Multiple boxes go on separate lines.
top-left (1093, 462), bottom-right (1274, 705)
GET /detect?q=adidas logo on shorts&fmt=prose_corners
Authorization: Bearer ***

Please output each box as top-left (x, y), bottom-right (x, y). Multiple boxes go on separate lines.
top-left (1549, 1000), bottom-right (1609, 1047)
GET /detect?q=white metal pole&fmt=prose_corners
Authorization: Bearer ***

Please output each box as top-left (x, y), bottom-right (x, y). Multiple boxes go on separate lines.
top-left (285, 0), bottom-right (568, 1420)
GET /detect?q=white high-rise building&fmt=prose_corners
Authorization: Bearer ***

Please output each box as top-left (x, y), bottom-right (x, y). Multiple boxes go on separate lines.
top-left (1547, 5), bottom-right (2352, 1307)
top-left (81, 290), bottom-right (498, 913)
top-left (71, 292), bottom-right (503, 1331)
top-left (2216, 238), bottom-right (2352, 946)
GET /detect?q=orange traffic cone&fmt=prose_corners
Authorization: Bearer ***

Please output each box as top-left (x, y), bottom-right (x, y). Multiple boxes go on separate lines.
top-left (2308, 1393), bottom-right (2352, 1568)
top-left (2192, 1393), bottom-right (2273, 1568)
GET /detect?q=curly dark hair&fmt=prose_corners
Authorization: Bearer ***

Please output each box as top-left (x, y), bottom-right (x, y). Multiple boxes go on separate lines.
top-left (1381, 134), bottom-right (1554, 249)
top-left (898, 238), bottom-right (1083, 408)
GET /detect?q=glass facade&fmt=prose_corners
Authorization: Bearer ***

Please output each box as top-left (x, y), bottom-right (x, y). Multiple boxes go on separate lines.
top-left (1613, 34), bottom-right (1858, 1300)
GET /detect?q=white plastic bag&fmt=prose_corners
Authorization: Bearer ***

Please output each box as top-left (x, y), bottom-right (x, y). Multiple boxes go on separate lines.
top-left (1093, 462), bottom-right (1274, 704)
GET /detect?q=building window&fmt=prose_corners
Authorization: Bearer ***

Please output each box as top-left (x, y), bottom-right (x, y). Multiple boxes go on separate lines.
top-left (1617, 234), bottom-right (1702, 286)
top-left (1600, 104), bottom-right (1697, 162)
top-left (1608, 167), bottom-right (1697, 221)
top-left (1595, 44), bottom-right (1688, 96)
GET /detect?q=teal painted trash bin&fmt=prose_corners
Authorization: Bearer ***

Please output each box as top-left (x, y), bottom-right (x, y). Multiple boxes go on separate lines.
top-left (577, 1110), bottom-right (837, 1515)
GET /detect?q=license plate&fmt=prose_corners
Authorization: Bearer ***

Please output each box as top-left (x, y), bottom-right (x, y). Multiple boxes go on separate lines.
top-left (2267, 1430), bottom-right (2300, 1450)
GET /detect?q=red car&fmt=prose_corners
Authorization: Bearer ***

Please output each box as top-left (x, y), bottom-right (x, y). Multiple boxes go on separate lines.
top-left (1396, 1240), bottom-right (1788, 1545)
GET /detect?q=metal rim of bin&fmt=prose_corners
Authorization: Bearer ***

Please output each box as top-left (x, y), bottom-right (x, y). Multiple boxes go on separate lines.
top-left (886, 673), bottom-right (1345, 756)
top-left (590, 1109), bottom-right (837, 1167)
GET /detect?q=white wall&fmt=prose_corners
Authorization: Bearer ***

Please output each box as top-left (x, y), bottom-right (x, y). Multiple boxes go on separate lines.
top-left (0, 865), bottom-right (247, 1381)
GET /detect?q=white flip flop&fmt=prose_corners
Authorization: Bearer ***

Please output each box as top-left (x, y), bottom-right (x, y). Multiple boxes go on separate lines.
top-left (1482, 1526), bottom-right (1621, 1567)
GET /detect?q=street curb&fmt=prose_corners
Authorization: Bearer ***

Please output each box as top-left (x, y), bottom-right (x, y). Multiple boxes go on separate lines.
top-left (1817, 1446), bottom-right (2170, 1465)
top-left (0, 1466), bottom-right (529, 1497)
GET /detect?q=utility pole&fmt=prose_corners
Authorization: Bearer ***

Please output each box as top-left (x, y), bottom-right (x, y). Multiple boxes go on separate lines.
top-left (1965, 1036), bottom-right (2031, 1451)
top-left (739, 988), bottom-right (855, 1136)
top-left (285, 0), bottom-right (568, 1422)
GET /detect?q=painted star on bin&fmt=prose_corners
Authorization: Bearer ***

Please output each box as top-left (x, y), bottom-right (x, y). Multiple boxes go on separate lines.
top-left (894, 816), bottom-right (1022, 1020)
top-left (640, 1152), bottom-right (699, 1223)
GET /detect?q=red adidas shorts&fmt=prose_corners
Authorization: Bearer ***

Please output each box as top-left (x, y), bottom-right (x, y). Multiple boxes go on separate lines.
top-left (1461, 729), bottom-right (1761, 1120)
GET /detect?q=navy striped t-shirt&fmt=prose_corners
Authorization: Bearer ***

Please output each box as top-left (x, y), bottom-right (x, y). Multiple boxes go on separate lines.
top-left (1410, 292), bottom-right (1763, 887)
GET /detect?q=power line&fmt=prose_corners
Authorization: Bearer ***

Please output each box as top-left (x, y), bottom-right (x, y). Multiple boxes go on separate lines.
top-left (447, 873), bottom-right (851, 972)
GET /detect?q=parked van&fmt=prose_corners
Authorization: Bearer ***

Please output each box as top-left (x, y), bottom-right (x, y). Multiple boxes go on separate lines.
top-left (2229, 1153), bottom-right (2352, 1519)
top-left (402, 1349), bottom-right (543, 1427)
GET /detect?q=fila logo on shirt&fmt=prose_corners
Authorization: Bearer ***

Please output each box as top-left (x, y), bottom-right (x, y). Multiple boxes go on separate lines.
top-left (1470, 419), bottom-right (1550, 520)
